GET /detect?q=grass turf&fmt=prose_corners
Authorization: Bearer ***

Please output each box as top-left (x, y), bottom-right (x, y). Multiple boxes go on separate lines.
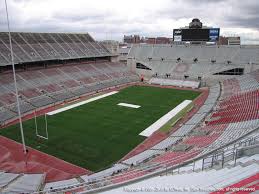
top-left (0, 85), bottom-right (200, 172)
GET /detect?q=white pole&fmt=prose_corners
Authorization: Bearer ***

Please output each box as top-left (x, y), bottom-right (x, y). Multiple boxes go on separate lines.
top-left (4, 0), bottom-right (27, 154)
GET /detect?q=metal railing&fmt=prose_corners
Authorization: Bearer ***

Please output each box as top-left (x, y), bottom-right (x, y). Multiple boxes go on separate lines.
top-left (35, 131), bottom-right (259, 194)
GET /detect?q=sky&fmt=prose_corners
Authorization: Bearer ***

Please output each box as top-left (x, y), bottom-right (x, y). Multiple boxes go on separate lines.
top-left (0, 0), bottom-right (259, 44)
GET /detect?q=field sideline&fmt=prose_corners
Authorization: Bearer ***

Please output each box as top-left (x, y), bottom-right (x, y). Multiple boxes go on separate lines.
top-left (0, 85), bottom-right (200, 172)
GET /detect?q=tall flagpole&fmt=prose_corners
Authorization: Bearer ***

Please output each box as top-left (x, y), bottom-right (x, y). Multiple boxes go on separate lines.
top-left (4, 0), bottom-right (27, 154)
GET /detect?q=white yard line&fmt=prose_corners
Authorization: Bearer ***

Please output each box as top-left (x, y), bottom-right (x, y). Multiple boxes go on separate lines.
top-left (139, 100), bottom-right (192, 137)
top-left (47, 91), bottom-right (119, 116)
top-left (117, 103), bottom-right (141, 109)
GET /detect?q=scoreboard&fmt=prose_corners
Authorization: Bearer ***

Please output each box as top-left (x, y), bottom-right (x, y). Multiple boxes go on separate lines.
top-left (173, 28), bottom-right (220, 42)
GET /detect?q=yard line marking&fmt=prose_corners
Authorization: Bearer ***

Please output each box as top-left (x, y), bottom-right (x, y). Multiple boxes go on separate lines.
top-left (117, 103), bottom-right (141, 109)
top-left (47, 91), bottom-right (119, 116)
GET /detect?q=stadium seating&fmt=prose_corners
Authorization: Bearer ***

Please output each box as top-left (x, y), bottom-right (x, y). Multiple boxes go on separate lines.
top-left (0, 172), bottom-right (20, 188)
top-left (201, 119), bottom-right (259, 155)
top-left (44, 178), bottom-right (80, 191)
top-left (0, 173), bottom-right (44, 193)
top-left (81, 164), bottom-right (128, 183)
top-left (101, 154), bottom-right (259, 194)
top-left (171, 124), bottom-right (196, 137)
top-left (151, 150), bottom-right (200, 166)
top-left (149, 77), bottom-right (200, 88)
top-left (128, 44), bottom-right (259, 65)
top-left (0, 61), bottom-right (138, 125)
top-left (111, 169), bottom-right (149, 184)
top-left (46, 70), bottom-right (258, 193)
top-left (151, 136), bottom-right (181, 150)
top-left (0, 107), bottom-right (17, 125)
top-left (128, 44), bottom-right (259, 82)
top-left (122, 150), bottom-right (164, 166)
top-left (1, 35), bottom-right (259, 193)
top-left (1, 69), bottom-right (258, 193)
top-left (0, 32), bottom-right (111, 65)
top-left (185, 113), bottom-right (207, 125)
top-left (182, 133), bottom-right (220, 148)
top-left (208, 92), bottom-right (259, 125)
top-left (30, 95), bottom-right (56, 108)
top-left (9, 101), bottom-right (35, 114)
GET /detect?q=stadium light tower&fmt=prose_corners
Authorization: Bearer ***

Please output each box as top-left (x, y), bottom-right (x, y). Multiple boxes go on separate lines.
top-left (4, 0), bottom-right (27, 154)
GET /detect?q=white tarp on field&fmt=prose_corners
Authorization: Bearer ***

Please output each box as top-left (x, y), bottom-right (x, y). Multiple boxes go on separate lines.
top-left (139, 100), bottom-right (192, 137)
top-left (47, 91), bottom-right (119, 116)
top-left (117, 103), bottom-right (141, 109)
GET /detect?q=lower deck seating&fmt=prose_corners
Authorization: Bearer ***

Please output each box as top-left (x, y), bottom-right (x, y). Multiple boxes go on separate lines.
top-left (44, 178), bottom-right (80, 191)
top-left (49, 90), bottom-right (76, 101)
top-left (183, 133), bottom-right (220, 148)
top-left (122, 150), bottom-right (164, 166)
top-left (100, 154), bottom-right (259, 194)
top-left (30, 95), bottom-right (56, 108)
top-left (0, 173), bottom-right (44, 193)
top-left (62, 72), bottom-right (259, 192)
top-left (149, 77), bottom-right (200, 89)
top-left (111, 169), bottom-right (148, 184)
top-left (81, 164), bottom-right (128, 183)
top-left (0, 108), bottom-right (17, 125)
top-left (9, 101), bottom-right (35, 114)
top-left (1, 68), bottom-right (259, 193)
top-left (208, 90), bottom-right (259, 125)
top-left (151, 136), bottom-right (181, 150)
top-left (0, 61), bottom-right (138, 125)
top-left (151, 150), bottom-right (200, 167)
top-left (0, 172), bottom-right (20, 188)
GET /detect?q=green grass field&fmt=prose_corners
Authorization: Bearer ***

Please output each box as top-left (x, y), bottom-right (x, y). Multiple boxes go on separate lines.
top-left (0, 86), bottom-right (200, 172)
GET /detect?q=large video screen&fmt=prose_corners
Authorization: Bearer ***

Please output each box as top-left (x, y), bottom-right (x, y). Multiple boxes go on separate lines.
top-left (173, 28), bottom-right (220, 42)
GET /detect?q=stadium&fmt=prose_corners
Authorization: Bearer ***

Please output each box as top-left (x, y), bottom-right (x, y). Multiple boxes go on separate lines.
top-left (0, 2), bottom-right (259, 194)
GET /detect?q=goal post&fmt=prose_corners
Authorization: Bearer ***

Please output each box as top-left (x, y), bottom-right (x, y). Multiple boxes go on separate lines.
top-left (34, 111), bottom-right (49, 140)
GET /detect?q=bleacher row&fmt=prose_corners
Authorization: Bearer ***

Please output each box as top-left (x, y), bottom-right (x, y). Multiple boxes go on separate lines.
top-left (102, 153), bottom-right (259, 194)
top-left (135, 59), bottom-right (248, 80)
top-left (3, 69), bottom-right (259, 191)
top-left (39, 70), bottom-right (259, 193)
top-left (128, 44), bottom-right (259, 82)
top-left (2, 133), bottom-right (257, 193)
top-left (0, 32), bottom-right (111, 65)
top-left (0, 61), bottom-right (138, 125)
top-left (129, 44), bottom-right (259, 65)
top-left (35, 82), bottom-right (214, 189)
top-left (1, 70), bottom-right (258, 193)
top-left (149, 77), bottom-right (200, 89)
top-left (221, 74), bottom-right (259, 98)
top-left (0, 172), bottom-right (44, 193)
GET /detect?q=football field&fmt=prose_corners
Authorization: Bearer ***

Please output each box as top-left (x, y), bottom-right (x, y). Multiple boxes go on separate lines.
top-left (0, 86), bottom-right (200, 172)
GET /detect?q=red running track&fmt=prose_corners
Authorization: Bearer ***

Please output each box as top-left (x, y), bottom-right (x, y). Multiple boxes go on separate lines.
top-left (0, 136), bottom-right (91, 183)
